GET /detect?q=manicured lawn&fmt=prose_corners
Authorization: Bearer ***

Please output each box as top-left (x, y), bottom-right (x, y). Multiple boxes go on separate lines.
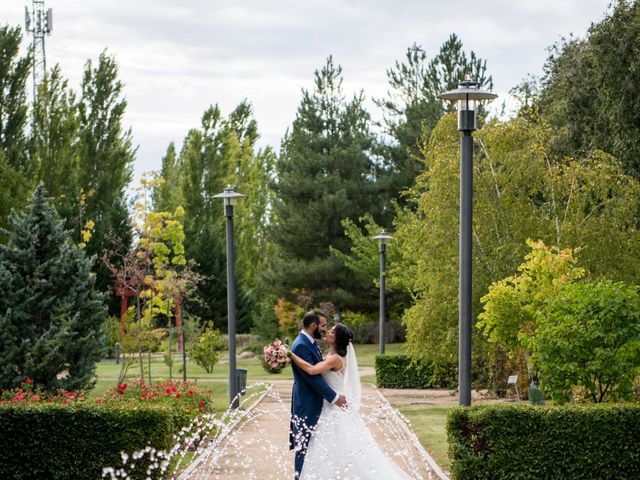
top-left (397, 404), bottom-right (452, 472)
top-left (91, 343), bottom-right (406, 405)
top-left (354, 342), bottom-right (406, 367)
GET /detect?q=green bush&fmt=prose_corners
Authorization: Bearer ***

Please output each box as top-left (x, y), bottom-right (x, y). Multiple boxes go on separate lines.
top-left (0, 402), bottom-right (189, 480)
top-left (375, 354), bottom-right (456, 388)
top-left (448, 404), bottom-right (640, 480)
top-left (191, 328), bottom-right (225, 373)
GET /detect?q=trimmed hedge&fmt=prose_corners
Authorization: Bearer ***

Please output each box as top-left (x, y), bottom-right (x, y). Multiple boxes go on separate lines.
top-left (448, 404), bottom-right (640, 480)
top-left (375, 354), bottom-right (457, 388)
top-left (0, 402), bottom-right (190, 479)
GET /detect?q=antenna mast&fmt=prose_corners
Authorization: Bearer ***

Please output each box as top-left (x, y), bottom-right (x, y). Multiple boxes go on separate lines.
top-left (25, 0), bottom-right (53, 102)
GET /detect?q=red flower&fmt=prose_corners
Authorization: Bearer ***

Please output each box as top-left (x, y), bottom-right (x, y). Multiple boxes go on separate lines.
top-left (25, 378), bottom-right (32, 384)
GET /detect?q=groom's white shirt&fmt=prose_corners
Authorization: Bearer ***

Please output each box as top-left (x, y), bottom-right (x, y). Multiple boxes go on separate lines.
top-left (299, 330), bottom-right (339, 404)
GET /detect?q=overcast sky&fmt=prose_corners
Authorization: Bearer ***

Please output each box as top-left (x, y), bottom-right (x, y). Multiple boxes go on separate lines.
top-left (2, 0), bottom-right (612, 184)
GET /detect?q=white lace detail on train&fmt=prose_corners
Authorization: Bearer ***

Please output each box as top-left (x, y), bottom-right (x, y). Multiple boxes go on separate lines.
top-left (299, 353), bottom-right (412, 480)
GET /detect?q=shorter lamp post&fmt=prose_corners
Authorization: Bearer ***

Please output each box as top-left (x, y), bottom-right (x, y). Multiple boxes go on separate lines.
top-left (437, 78), bottom-right (497, 406)
top-left (373, 230), bottom-right (393, 355)
top-left (213, 186), bottom-right (245, 409)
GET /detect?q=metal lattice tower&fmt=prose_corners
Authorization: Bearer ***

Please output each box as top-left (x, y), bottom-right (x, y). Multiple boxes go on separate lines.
top-left (24, 0), bottom-right (53, 102)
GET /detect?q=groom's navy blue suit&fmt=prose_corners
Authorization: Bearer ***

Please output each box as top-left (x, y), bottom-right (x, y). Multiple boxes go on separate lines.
top-left (289, 332), bottom-right (337, 479)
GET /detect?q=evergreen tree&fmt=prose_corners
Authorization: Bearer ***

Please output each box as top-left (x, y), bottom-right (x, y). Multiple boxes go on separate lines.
top-left (0, 184), bottom-right (107, 392)
top-left (77, 52), bottom-right (134, 294)
top-left (269, 56), bottom-right (376, 312)
top-left (376, 35), bottom-right (492, 209)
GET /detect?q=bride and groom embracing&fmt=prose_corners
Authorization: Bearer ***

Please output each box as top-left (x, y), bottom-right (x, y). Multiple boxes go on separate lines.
top-left (288, 310), bottom-right (410, 480)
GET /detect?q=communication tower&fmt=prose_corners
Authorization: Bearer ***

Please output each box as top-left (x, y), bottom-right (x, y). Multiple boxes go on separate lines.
top-left (24, 1), bottom-right (53, 101)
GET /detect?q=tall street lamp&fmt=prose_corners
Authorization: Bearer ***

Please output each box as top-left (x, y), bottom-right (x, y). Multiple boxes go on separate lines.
top-left (437, 79), bottom-right (497, 406)
top-left (373, 230), bottom-right (393, 355)
top-left (213, 186), bottom-right (245, 409)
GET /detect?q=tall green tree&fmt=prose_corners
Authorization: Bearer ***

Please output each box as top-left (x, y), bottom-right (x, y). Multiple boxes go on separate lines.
top-left (376, 35), bottom-right (492, 209)
top-left (536, 0), bottom-right (640, 178)
top-left (176, 102), bottom-right (265, 332)
top-left (394, 112), bottom-right (640, 368)
top-left (30, 66), bottom-right (80, 223)
top-left (0, 25), bottom-right (31, 170)
top-left (0, 25), bottom-right (32, 233)
top-left (0, 185), bottom-right (107, 392)
top-left (151, 142), bottom-right (182, 213)
top-left (269, 56), bottom-right (377, 312)
top-left (77, 52), bottom-right (134, 294)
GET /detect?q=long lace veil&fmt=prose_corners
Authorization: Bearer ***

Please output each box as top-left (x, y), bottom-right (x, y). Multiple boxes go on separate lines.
top-left (343, 342), bottom-right (362, 412)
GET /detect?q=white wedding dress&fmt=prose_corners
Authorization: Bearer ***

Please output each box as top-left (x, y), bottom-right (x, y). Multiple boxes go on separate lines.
top-left (300, 345), bottom-right (412, 480)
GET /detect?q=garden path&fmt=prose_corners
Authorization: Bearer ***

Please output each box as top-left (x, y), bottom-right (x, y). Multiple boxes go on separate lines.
top-left (184, 380), bottom-right (443, 479)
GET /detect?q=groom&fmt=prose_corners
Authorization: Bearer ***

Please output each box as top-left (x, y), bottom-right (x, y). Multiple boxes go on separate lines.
top-left (289, 310), bottom-right (347, 478)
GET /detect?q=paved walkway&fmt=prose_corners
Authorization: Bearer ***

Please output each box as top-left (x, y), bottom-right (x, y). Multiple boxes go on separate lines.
top-left (183, 379), bottom-right (440, 480)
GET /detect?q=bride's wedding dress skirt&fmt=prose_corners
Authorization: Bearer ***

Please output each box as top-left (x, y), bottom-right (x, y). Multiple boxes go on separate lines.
top-left (300, 369), bottom-right (411, 480)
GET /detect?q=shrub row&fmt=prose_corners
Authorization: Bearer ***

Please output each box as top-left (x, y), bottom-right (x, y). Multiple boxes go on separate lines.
top-left (0, 402), bottom-right (190, 480)
top-left (447, 403), bottom-right (640, 480)
top-left (375, 354), bottom-right (457, 388)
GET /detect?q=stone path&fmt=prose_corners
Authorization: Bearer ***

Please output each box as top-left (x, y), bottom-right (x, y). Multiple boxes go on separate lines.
top-left (183, 379), bottom-right (441, 480)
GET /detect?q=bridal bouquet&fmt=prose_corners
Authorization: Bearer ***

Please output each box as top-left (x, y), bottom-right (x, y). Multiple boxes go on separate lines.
top-left (262, 339), bottom-right (291, 374)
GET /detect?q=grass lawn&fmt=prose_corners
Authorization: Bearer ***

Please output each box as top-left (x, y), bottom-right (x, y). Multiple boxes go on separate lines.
top-left (397, 404), bottom-right (452, 472)
top-left (93, 342), bottom-right (406, 400)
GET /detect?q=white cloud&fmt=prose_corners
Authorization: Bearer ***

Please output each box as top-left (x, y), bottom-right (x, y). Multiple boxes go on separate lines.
top-left (1, 0), bottom-right (612, 183)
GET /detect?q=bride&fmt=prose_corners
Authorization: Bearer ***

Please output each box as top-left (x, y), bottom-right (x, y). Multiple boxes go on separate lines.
top-left (290, 324), bottom-right (412, 480)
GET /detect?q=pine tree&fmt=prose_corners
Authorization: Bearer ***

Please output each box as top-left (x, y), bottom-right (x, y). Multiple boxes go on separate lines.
top-left (269, 56), bottom-right (376, 312)
top-left (376, 35), bottom-right (492, 209)
top-left (0, 184), bottom-right (107, 392)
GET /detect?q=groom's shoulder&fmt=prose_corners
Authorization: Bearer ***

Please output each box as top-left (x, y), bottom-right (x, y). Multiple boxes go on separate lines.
top-left (291, 333), bottom-right (307, 351)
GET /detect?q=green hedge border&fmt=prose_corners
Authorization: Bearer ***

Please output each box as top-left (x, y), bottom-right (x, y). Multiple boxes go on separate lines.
top-left (375, 354), bottom-right (457, 388)
top-left (448, 403), bottom-right (640, 480)
top-left (0, 403), bottom-right (191, 479)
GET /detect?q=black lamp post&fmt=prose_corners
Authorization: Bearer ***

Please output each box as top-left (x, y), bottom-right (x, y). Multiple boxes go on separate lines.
top-left (373, 230), bottom-right (393, 355)
top-left (437, 79), bottom-right (497, 406)
top-left (213, 186), bottom-right (245, 409)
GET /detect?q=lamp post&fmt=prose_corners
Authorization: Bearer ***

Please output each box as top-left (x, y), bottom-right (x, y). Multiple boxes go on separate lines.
top-left (437, 79), bottom-right (497, 406)
top-left (213, 186), bottom-right (245, 409)
top-left (373, 230), bottom-right (394, 355)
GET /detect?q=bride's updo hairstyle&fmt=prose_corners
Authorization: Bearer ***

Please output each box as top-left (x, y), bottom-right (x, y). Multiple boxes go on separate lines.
top-left (334, 324), bottom-right (354, 357)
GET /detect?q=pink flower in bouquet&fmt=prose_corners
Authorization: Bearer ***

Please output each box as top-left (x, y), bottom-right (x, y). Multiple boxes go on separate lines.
top-left (262, 339), bottom-right (291, 373)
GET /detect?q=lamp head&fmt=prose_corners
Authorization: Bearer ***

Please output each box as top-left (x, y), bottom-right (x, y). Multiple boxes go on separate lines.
top-left (213, 186), bottom-right (245, 207)
top-left (373, 230), bottom-right (394, 251)
top-left (437, 78), bottom-right (497, 131)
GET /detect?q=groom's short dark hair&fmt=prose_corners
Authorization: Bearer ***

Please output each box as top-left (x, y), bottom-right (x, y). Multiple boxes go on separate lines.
top-left (302, 310), bottom-right (326, 328)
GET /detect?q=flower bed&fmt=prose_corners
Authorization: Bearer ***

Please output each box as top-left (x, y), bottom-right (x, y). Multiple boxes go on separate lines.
top-left (0, 378), bottom-right (214, 479)
top-left (100, 379), bottom-right (213, 416)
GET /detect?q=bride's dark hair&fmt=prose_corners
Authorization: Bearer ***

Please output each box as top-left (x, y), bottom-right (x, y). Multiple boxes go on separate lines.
top-left (334, 324), bottom-right (353, 357)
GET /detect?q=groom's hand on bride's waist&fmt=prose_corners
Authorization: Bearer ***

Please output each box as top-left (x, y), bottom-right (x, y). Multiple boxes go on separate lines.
top-left (334, 394), bottom-right (348, 408)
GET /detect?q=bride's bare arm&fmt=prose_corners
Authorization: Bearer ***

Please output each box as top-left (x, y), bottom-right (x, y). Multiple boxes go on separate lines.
top-left (290, 352), bottom-right (341, 375)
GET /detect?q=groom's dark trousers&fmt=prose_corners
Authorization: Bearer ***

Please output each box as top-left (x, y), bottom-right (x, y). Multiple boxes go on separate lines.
top-left (289, 332), bottom-right (337, 479)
